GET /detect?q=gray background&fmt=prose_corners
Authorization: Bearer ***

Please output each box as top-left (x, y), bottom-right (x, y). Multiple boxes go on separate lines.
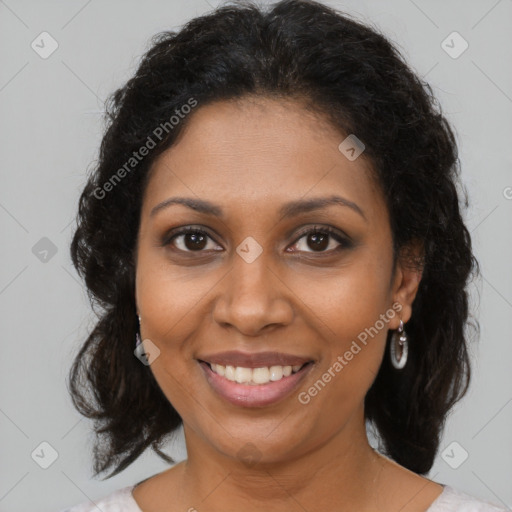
top-left (1, 0), bottom-right (511, 511)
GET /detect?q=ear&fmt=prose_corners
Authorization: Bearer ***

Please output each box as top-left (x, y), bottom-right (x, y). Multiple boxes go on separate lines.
top-left (390, 239), bottom-right (425, 329)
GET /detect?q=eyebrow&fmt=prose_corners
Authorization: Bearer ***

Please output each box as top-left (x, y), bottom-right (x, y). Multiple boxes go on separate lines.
top-left (150, 197), bottom-right (222, 218)
top-left (278, 195), bottom-right (367, 222)
top-left (150, 195), bottom-right (367, 222)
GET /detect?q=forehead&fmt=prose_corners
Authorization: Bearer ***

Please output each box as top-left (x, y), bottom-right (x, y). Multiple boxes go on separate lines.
top-left (142, 97), bottom-right (386, 225)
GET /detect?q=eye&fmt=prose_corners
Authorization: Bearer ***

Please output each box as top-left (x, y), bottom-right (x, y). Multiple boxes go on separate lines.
top-left (289, 226), bottom-right (349, 253)
top-left (162, 225), bottom-right (351, 254)
top-left (164, 227), bottom-right (222, 252)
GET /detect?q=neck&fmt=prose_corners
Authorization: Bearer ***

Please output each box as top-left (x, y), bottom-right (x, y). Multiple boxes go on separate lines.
top-left (179, 406), bottom-right (386, 511)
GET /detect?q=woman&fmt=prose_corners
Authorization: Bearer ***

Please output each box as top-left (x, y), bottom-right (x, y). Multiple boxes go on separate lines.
top-left (60, 1), bottom-right (508, 510)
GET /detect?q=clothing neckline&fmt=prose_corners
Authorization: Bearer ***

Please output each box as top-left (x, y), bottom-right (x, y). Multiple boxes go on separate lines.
top-left (425, 484), bottom-right (449, 511)
top-left (127, 482), bottom-right (452, 511)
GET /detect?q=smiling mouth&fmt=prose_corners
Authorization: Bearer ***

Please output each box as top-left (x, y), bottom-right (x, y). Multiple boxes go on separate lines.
top-left (199, 361), bottom-right (312, 386)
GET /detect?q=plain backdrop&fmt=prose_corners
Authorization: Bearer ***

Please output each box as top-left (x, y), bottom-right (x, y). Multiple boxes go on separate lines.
top-left (1, 0), bottom-right (511, 511)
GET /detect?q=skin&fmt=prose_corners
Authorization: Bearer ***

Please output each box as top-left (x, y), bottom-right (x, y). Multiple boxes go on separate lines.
top-left (133, 96), bottom-right (442, 512)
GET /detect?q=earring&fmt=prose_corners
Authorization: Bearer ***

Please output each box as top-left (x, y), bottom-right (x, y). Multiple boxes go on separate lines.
top-left (135, 315), bottom-right (142, 348)
top-left (390, 318), bottom-right (408, 370)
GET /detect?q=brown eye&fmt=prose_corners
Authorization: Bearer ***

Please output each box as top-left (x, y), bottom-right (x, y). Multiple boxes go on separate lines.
top-left (182, 231), bottom-right (208, 250)
top-left (165, 228), bottom-right (222, 252)
top-left (306, 231), bottom-right (329, 251)
top-left (291, 226), bottom-right (349, 253)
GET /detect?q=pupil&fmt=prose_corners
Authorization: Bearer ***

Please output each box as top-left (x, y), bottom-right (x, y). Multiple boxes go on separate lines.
top-left (308, 232), bottom-right (328, 251)
top-left (185, 232), bottom-right (207, 250)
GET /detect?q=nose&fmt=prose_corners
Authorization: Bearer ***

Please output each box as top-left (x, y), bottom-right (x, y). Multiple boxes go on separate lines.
top-left (212, 255), bottom-right (294, 336)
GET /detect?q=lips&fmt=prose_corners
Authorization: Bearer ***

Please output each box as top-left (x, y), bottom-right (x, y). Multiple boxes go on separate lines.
top-left (197, 350), bottom-right (312, 368)
top-left (196, 350), bottom-right (315, 407)
top-left (199, 361), bottom-right (313, 407)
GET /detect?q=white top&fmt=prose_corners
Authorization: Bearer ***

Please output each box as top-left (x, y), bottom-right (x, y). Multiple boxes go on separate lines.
top-left (59, 483), bottom-right (510, 511)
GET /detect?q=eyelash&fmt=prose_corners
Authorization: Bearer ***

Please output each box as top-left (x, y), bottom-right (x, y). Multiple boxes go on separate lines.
top-left (162, 225), bottom-right (351, 255)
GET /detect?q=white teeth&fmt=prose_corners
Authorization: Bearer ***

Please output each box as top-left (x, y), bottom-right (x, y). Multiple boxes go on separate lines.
top-left (252, 367), bottom-right (270, 384)
top-left (214, 363), bottom-right (225, 376)
top-left (269, 365), bottom-right (283, 381)
top-left (225, 365), bottom-right (236, 381)
top-left (235, 366), bottom-right (252, 383)
top-left (208, 363), bottom-right (305, 385)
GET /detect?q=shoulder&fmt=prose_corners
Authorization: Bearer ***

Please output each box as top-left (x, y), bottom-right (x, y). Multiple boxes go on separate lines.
top-left (58, 485), bottom-right (141, 512)
top-left (429, 485), bottom-right (510, 512)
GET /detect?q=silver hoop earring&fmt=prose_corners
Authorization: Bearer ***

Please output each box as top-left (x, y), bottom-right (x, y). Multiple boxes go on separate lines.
top-left (390, 319), bottom-right (408, 370)
top-left (135, 315), bottom-right (142, 348)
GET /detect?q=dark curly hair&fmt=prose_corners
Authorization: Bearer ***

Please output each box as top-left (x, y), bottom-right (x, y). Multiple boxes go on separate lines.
top-left (68, 0), bottom-right (479, 479)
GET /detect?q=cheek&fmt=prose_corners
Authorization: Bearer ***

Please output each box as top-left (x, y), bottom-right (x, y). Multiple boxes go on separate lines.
top-left (135, 244), bottom-right (213, 345)
top-left (297, 295), bottom-right (390, 427)
top-left (136, 265), bottom-right (206, 420)
top-left (135, 246), bottom-right (223, 411)
top-left (288, 251), bottom-right (393, 344)
top-left (290, 251), bottom-right (393, 406)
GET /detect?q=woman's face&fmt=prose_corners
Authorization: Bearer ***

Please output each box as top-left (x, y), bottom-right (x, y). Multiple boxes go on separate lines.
top-left (135, 96), bottom-right (420, 465)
